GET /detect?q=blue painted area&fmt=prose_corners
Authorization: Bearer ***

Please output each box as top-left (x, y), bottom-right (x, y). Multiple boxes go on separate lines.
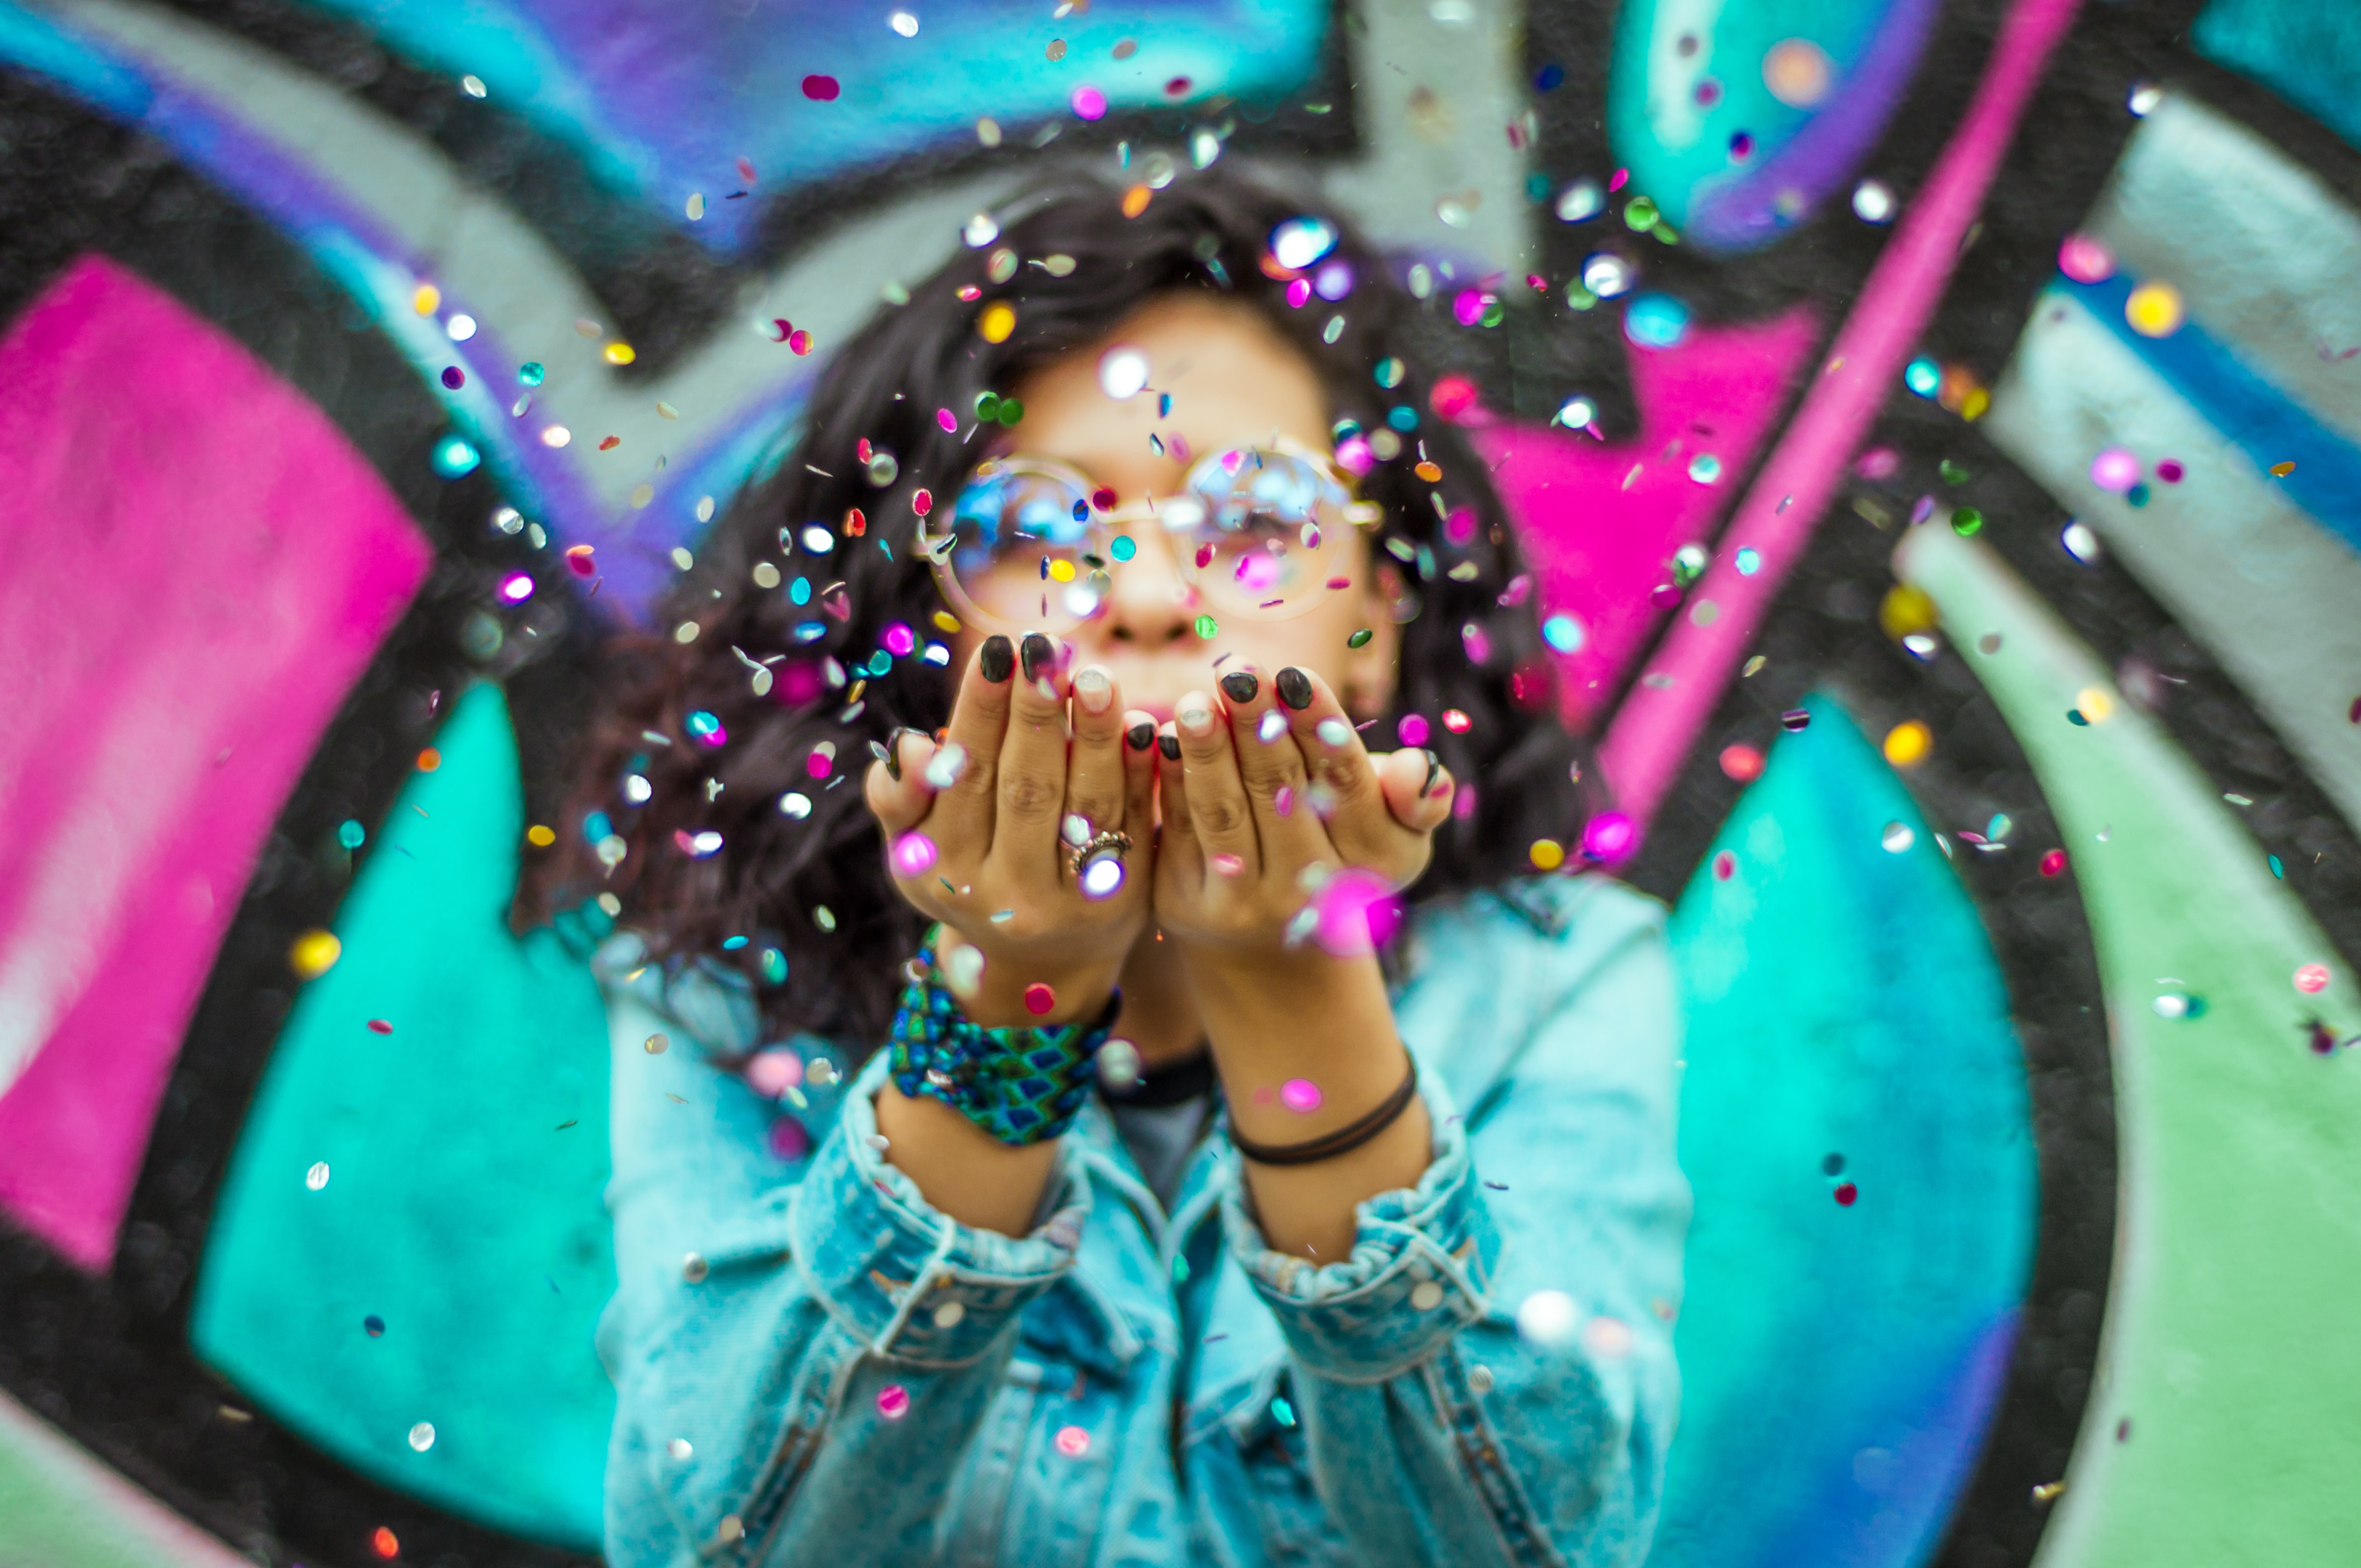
top-left (2194, 0), bottom-right (2361, 153)
top-left (1607, 0), bottom-right (1939, 251)
top-left (1650, 694), bottom-right (2036, 1568)
top-left (190, 685), bottom-right (613, 1548)
top-left (289, 0), bottom-right (1333, 256)
top-left (2062, 271), bottom-right (2361, 552)
top-left (0, 0), bottom-right (151, 115)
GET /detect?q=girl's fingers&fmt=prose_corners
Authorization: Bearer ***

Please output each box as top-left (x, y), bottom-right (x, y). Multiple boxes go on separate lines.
top-left (990, 632), bottom-right (1073, 887)
top-left (863, 727), bottom-right (940, 836)
top-left (1374, 746), bottom-right (1454, 834)
top-left (1120, 709), bottom-right (1159, 845)
top-left (1063, 665), bottom-right (1130, 847)
top-left (930, 633), bottom-right (1019, 852)
top-left (1153, 721), bottom-right (1203, 886)
top-left (1173, 687), bottom-right (1259, 874)
top-left (1215, 666), bottom-right (1316, 853)
top-left (1276, 665), bottom-right (1428, 878)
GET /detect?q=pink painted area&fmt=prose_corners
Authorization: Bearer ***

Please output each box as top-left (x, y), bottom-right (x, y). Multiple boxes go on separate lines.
top-left (1596, 0), bottom-right (2084, 826)
top-left (1472, 308), bottom-right (1820, 732)
top-left (0, 256), bottom-right (429, 1268)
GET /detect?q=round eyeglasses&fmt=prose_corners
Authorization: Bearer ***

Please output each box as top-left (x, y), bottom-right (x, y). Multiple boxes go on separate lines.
top-left (921, 438), bottom-right (1383, 635)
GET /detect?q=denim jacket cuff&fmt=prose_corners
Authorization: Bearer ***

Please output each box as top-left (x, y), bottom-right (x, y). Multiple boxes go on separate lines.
top-left (1220, 1073), bottom-right (1502, 1383)
top-left (785, 1049), bottom-right (1088, 1368)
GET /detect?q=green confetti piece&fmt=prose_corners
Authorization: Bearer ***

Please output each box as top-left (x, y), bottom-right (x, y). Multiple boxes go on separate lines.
top-left (1194, 613), bottom-right (1219, 639)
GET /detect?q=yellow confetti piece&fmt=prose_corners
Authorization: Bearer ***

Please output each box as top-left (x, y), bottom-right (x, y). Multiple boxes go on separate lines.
top-left (290, 930), bottom-right (342, 981)
top-left (1528, 839), bottom-right (1567, 872)
top-left (603, 342), bottom-right (637, 365)
top-left (1877, 583), bottom-right (1938, 641)
top-left (526, 824), bottom-right (557, 846)
top-left (977, 301), bottom-right (1016, 343)
top-left (2270, 461), bottom-right (2296, 477)
top-left (1048, 559), bottom-right (1077, 582)
top-left (416, 747), bottom-right (441, 772)
top-left (1882, 720), bottom-right (1933, 767)
top-left (411, 283), bottom-right (441, 316)
top-left (2075, 685), bottom-right (2116, 724)
top-left (2124, 280), bottom-right (2184, 338)
top-left (656, 401), bottom-right (680, 420)
top-left (932, 610), bottom-right (963, 634)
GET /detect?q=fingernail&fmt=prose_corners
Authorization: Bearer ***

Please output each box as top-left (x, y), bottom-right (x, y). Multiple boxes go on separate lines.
top-left (1127, 721), bottom-right (1156, 751)
top-left (1075, 666), bottom-right (1113, 714)
top-left (1276, 666), bottom-right (1313, 710)
top-left (979, 635), bottom-right (1014, 683)
top-left (1316, 716), bottom-right (1353, 747)
top-left (1157, 729), bottom-right (1182, 760)
top-left (1177, 699), bottom-right (1216, 737)
top-left (870, 735), bottom-right (902, 783)
top-left (1422, 748), bottom-right (1442, 796)
top-left (1219, 670), bottom-right (1259, 704)
top-left (1020, 632), bottom-right (1053, 684)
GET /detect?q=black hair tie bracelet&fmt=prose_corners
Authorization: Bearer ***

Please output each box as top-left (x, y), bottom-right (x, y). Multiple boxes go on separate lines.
top-left (1231, 1057), bottom-right (1420, 1167)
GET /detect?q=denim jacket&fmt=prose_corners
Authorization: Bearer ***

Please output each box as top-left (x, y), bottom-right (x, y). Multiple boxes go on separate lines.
top-left (594, 874), bottom-right (1688, 1567)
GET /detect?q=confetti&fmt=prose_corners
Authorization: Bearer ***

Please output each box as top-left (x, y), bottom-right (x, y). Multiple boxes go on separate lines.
top-left (1279, 1079), bottom-right (1322, 1113)
top-left (408, 1421), bottom-right (436, 1452)
top-left (1833, 1182), bottom-right (1859, 1206)
top-left (290, 929), bottom-right (342, 980)
top-left (1718, 743), bottom-right (1764, 781)
top-left (306, 1161), bottom-right (331, 1191)
top-left (1883, 721), bottom-right (1932, 767)
top-left (802, 73), bottom-right (840, 101)
top-left (1024, 982), bottom-right (1056, 1015)
top-left (367, 1018), bottom-right (393, 1034)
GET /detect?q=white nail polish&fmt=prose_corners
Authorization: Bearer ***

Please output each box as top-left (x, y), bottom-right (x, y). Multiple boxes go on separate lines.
top-left (1075, 666), bottom-right (1113, 714)
top-left (1179, 705), bottom-right (1214, 732)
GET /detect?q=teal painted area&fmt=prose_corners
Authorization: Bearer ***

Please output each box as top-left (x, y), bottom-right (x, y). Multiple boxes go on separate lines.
top-left (2194, 0), bottom-right (2361, 152)
top-left (190, 684), bottom-right (613, 1549)
top-left (1607, 0), bottom-right (1930, 245)
top-left (0, 1), bottom-right (152, 117)
top-left (1650, 695), bottom-right (2036, 1568)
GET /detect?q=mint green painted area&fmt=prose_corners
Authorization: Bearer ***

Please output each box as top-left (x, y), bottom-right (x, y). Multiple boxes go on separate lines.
top-left (0, 1389), bottom-right (250, 1568)
top-left (189, 684), bottom-right (614, 1549)
top-left (1896, 523), bottom-right (2361, 1565)
top-left (1652, 694), bottom-right (2035, 1568)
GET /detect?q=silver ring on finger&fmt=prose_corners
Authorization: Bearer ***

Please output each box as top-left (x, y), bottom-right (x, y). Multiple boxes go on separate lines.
top-left (1069, 828), bottom-right (1133, 901)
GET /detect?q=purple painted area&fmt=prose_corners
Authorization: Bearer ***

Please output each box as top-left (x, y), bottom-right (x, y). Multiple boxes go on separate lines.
top-left (0, 256), bottom-right (429, 1269)
top-left (1687, 0), bottom-right (1944, 253)
top-left (1470, 309), bottom-right (1820, 732)
top-left (1599, 0), bottom-right (2082, 828)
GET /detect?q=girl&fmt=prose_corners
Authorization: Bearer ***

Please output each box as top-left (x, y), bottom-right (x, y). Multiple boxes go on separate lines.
top-left (547, 162), bottom-right (1688, 1566)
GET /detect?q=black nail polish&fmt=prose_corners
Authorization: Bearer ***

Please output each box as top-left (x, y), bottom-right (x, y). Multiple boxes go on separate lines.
top-left (869, 737), bottom-right (901, 783)
top-left (979, 635), bottom-right (1014, 682)
top-left (1127, 722), bottom-right (1155, 751)
top-left (1219, 670), bottom-right (1259, 704)
top-left (1020, 632), bottom-right (1053, 684)
top-left (1157, 732), bottom-right (1182, 760)
top-left (1276, 666), bottom-right (1313, 710)
top-left (1422, 748), bottom-right (1442, 795)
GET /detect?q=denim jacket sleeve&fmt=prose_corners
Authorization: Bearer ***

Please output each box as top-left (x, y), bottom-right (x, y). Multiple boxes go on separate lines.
top-left (1217, 883), bottom-right (1689, 1568)
top-left (595, 946), bottom-right (1091, 1567)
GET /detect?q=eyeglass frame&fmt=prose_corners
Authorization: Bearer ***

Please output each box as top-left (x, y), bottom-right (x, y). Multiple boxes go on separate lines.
top-left (918, 434), bottom-right (1387, 635)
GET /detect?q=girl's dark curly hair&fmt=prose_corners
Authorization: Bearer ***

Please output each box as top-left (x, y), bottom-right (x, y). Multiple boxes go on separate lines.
top-left (523, 159), bottom-right (1601, 1056)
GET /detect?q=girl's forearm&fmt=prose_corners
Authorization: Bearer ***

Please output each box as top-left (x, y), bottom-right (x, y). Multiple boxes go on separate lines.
top-left (1187, 949), bottom-right (1432, 1260)
top-left (873, 1080), bottom-right (1062, 1236)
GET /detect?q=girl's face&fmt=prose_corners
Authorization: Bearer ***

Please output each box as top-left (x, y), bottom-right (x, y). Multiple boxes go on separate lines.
top-left (946, 293), bottom-right (1400, 722)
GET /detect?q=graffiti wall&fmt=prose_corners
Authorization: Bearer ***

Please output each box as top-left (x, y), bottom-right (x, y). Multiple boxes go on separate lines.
top-left (2, 0), bottom-right (2358, 1564)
